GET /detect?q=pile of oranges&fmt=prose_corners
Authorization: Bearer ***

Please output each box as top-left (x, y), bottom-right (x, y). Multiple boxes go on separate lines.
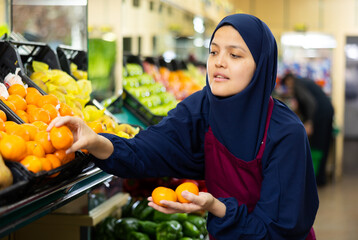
top-left (1, 84), bottom-right (74, 124)
top-left (151, 182), bottom-right (200, 207)
top-left (0, 84), bottom-right (78, 174)
top-left (0, 106), bottom-right (75, 174)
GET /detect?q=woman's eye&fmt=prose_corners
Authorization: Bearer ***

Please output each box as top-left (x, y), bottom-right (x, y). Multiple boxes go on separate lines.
top-left (231, 53), bottom-right (240, 58)
top-left (210, 51), bottom-right (217, 55)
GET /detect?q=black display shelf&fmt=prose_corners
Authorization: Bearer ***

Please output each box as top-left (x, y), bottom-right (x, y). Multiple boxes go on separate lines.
top-left (0, 167), bottom-right (112, 238)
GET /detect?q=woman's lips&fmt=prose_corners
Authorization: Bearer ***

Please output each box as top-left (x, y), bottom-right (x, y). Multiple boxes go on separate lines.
top-left (213, 73), bottom-right (229, 82)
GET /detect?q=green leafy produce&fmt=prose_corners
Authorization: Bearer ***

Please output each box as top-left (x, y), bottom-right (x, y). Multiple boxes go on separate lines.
top-left (156, 220), bottom-right (183, 240)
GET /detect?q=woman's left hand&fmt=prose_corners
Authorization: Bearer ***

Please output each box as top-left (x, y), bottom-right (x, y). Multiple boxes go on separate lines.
top-left (148, 191), bottom-right (215, 214)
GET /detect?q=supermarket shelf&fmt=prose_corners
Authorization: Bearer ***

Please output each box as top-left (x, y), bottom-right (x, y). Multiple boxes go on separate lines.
top-left (114, 106), bottom-right (148, 129)
top-left (34, 192), bottom-right (129, 227)
top-left (0, 168), bottom-right (113, 238)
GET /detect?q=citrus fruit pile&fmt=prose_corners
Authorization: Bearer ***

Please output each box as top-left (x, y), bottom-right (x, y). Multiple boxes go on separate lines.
top-left (0, 109), bottom-right (76, 174)
top-left (151, 182), bottom-right (199, 207)
top-left (1, 84), bottom-right (75, 124)
top-left (28, 62), bottom-right (139, 138)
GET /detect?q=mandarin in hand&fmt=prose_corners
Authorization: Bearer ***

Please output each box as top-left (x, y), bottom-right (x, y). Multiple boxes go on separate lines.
top-left (151, 186), bottom-right (177, 207)
top-left (175, 182), bottom-right (199, 203)
top-left (49, 126), bottom-right (74, 150)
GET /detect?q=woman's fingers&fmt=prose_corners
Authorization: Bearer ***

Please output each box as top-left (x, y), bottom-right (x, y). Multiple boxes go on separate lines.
top-left (47, 116), bottom-right (75, 131)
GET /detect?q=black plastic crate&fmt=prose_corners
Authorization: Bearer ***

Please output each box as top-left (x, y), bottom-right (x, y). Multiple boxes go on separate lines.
top-left (24, 151), bottom-right (92, 193)
top-left (0, 161), bottom-right (30, 206)
top-left (0, 100), bottom-right (93, 192)
top-left (143, 56), bottom-right (159, 67)
top-left (56, 44), bottom-right (88, 79)
top-left (0, 40), bottom-right (47, 95)
top-left (8, 40), bottom-right (61, 76)
top-left (123, 88), bottom-right (163, 126)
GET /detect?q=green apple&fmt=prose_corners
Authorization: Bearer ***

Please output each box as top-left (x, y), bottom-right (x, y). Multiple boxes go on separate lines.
top-left (147, 82), bottom-right (166, 95)
top-left (139, 95), bottom-right (161, 108)
top-left (126, 86), bottom-right (150, 98)
top-left (123, 76), bottom-right (140, 88)
top-left (139, 73), bottom-right (155, 85)
top-left (126, 63), bottom-right (143, 76)
top-left (157, 92), bottom-right (176, 104)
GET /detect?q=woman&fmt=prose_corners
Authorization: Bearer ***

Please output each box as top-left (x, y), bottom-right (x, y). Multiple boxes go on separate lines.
top-left (48, 14), bottom-right (318, 239)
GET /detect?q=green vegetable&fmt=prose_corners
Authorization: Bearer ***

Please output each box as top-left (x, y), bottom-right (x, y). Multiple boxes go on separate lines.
top-left (138, 220), bottom-right (158, 237)
top-left (94, 216), bottom-right (117, 240)
top-left (138, 205), bottom-right (154, 220)
top-left (156, 220), bottom-right (183, 240)
top-left (114, 217), bottom-right (140, 240)
top-left (187, 215), bottom-right (207, 235)
top-left (132, 199), bottom-right (153, 220)
top-left (127, 231), bottom-right (150, 240)
top-left (121, 197), bottom-right (135, 218)
top-left (153, 210), bottom-right (188, 223)
top-left (182, 221), bottom-right (201, 238)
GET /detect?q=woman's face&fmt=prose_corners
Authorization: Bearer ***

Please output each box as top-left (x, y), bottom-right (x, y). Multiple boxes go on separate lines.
top-left (207, 25), bottom-right (256, 97)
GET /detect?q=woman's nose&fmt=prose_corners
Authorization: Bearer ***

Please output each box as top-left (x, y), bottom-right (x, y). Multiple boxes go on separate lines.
top-left (215, 55), bottom-right (226, 68)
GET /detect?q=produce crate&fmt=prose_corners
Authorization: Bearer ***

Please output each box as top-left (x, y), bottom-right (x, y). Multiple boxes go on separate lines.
top-left (0, 40), bottom-right (47, 95)
top-left (123, 55), bottom-right (165, 126)
top-left (0, 101), bottom-right (92, 194)
top-left (9, 40), bottom-right (61, 75)
top-left (7, 40), bottom-right (123, 123)
top-left (0, 161), bottom-right (30, 206)
top-left (56, 44), bottom-right (88, 79)
top-left (0, 100), bottom-right (30, 206)
top-left (122, 88), bottom-right (163, 126)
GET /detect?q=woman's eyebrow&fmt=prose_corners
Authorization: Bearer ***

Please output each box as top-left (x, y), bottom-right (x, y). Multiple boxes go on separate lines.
top-left (227, 45), bottom-right (247, 52)
top-left (210, 42), bottom-right (246, 53)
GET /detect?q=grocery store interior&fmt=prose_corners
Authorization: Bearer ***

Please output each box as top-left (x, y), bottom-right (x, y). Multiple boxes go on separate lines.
top-left (0, 0), bottom-right (358, 239)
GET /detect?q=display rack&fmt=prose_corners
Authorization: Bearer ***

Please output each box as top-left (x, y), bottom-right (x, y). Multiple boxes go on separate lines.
top-left (0, 167), bottom-right (112, 238)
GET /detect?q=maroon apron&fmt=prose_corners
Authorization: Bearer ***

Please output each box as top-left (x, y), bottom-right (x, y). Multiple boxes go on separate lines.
top-left (204, 97), bottom-right (315, 240)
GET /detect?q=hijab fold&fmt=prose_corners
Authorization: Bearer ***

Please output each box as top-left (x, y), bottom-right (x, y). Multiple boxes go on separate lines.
top-left (206, 14), bottom-right (278, 161)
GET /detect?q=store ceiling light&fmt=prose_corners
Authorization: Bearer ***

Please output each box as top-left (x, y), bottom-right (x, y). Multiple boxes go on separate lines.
top-left (13, 0), bottom-right (87, 6)
top-left (194, 37), bottom-right (204, 47)
top-left (281, 32), bottom-right (336, 49)
top-left (193, 16), bottom-right (205, 34)
top-left (345, 44), bottom-right (358, 60)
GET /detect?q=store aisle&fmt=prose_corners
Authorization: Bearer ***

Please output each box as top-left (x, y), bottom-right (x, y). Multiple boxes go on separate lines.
top-left (313, 139), bottom-right (358, 240)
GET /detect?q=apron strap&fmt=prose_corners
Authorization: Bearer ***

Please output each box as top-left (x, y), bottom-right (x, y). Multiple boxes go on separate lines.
top-left (256, 96), bottom-right (274, 159)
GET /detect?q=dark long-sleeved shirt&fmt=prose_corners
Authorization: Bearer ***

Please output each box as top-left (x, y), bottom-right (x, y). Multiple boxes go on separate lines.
top-left (94, 89), bottom-right (319, 240)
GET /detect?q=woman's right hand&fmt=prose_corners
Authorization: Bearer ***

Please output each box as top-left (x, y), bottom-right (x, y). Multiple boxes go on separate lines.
top-left (47, 116), bottom-right (114, 159)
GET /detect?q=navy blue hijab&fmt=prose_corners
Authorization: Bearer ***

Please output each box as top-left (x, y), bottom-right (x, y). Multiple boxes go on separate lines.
top-left (206, 14), bottom-right (278, 161)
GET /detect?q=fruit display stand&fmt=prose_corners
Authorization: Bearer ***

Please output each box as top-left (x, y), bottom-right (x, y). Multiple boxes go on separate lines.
top-left (56, 44), bottom-right (88, 80)
top-left (0, 40), bottom-right (149, 239)
top-left (0, 167), bottom-right (113, 239)
top-left (0, 106), bottom-right (147, 240)
top-left (123, 55), bottom-right (179, 126)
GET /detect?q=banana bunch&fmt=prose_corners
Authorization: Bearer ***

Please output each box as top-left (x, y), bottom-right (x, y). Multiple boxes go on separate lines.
top-left (83, 106), bottom-right (139, 138)
top-left (30, 61), bottom-right (92, 118)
